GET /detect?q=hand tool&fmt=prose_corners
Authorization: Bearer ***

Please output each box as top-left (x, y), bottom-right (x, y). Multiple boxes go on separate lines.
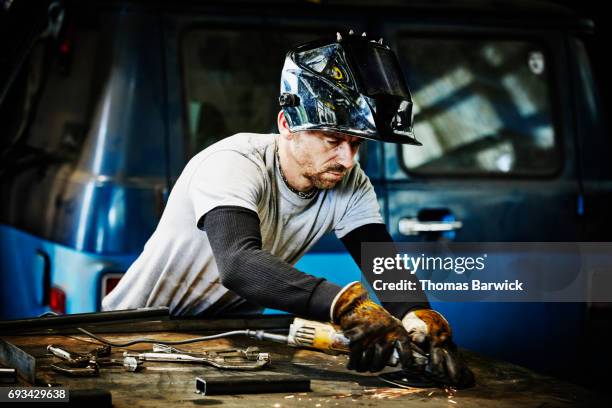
top-left (247, 318), bottom-right (473, 388)
top-left (47, 344), bottom-right (141, 376)
top-left (246, 317), bottom-right (429, 367)
top-left (124, 345), bottom-right (270, 370)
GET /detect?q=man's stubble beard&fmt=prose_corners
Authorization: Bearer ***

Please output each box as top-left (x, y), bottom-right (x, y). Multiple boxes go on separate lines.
top-left (303, 163), bottom-right (348, 190)
top-left (292, 135), bottom-right (348, 190)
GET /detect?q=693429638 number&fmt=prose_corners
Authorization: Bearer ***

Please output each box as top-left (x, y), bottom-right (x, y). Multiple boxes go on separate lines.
top-left (1, 387), bottom-right (69, 402)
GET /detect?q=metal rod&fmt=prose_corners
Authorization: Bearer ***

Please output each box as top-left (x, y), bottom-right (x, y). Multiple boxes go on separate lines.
top-left (0, 307), bottom-right (170, 332)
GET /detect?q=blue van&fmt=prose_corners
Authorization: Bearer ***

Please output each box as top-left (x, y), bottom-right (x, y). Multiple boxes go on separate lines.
top-left (1, 0), bottom-right (609, 385)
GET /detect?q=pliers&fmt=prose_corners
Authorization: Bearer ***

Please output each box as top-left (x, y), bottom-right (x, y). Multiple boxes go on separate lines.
top-left (47, 344), bottom-right (141, 376)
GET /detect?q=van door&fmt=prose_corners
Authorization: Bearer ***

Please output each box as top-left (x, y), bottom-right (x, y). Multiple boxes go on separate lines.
top-left (382, 27), bottom-right (584, 373)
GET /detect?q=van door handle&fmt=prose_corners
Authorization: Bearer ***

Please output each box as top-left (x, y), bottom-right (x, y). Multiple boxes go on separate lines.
top-left (398, 218), bottom-right (463, 236)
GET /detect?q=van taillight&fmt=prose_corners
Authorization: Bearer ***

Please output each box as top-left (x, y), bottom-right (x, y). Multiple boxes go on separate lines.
top-left (49, 287), bottom-right (66, 314)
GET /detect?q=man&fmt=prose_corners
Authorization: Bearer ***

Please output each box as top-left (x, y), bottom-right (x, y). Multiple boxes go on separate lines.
top-left (103, 32), bottom-right (472, 386)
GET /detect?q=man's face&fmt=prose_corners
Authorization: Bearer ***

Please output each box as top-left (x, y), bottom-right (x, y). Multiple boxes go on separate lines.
top-left (289, 131), bottom-right (362, 189)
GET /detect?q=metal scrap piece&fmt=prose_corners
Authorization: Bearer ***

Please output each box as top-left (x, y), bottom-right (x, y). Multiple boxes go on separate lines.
top-left (0, 338), bottom-right (36, 384)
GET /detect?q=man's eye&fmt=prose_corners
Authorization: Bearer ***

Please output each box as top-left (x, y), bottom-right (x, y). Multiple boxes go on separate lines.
top-left (326, 139), bottom-right (340, 146)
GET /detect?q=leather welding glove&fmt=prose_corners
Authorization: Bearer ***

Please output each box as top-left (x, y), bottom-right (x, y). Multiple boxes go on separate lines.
top-left (331, 282), bottom-right (415, 373)
top-left (402, 309), bottom-right (475, 388)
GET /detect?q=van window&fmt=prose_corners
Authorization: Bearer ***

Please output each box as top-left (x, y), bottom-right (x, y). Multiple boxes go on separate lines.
top-left (181, 29), bottom-right (315, 156)
top-left (396, 37), bottom-right (559, 176)
top-left (0, 26), bottom-right (102, 235)
top-left (0, 28), bottom-right (100, 168)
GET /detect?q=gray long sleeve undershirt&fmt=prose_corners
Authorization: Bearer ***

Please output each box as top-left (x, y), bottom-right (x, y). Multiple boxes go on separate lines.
top-left (202, 206), bottom-right (429, 321)
top-left (202, 206), bottom-right (342, 321)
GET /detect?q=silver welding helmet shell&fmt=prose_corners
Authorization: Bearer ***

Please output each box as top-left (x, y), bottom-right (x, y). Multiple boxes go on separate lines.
top-left (279, 34), bottom-right (420, 145)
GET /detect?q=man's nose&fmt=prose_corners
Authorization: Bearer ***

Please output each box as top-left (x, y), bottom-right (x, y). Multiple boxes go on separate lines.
top-left (337, 142), bottom-right (356, 169)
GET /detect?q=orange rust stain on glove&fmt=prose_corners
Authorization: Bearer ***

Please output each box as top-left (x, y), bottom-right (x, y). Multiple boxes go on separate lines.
top-left (413, 309), bottom-right (452, 346)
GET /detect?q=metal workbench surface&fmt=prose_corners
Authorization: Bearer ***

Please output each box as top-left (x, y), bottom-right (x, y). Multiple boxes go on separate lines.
top-left (0, 317), bottom-right (604, 407)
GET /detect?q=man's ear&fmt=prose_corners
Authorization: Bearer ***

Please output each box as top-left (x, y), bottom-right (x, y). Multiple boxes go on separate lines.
top-left (277, 110), bottom-right (293, 139)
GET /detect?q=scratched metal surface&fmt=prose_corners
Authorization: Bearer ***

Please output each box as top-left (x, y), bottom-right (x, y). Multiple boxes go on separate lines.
top-left (1, 331), bottom-right (603, 407)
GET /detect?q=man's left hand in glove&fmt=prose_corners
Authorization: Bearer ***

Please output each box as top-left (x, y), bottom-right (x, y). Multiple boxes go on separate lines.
top-left (402, 309), bottom-right (475, 388)
top-left (332, 282), bottom-right (418, 373)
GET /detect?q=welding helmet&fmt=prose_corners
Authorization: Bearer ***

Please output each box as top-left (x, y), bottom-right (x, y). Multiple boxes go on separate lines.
top-left (279, 32), bottom-right (420, 145)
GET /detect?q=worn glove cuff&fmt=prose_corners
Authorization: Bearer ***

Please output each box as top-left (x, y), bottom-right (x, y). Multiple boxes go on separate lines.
top-left (402, 308), bottom-right (451, 345)
top-left (329, 281), bottom-right (364, 323)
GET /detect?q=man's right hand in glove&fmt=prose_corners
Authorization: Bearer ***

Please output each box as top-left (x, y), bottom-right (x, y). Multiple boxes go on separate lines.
top-left (331, 281), bottom-right (416, 373)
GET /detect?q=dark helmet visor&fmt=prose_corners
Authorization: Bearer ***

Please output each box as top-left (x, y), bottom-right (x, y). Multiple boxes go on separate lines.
top-left (343, 41), bottom-right (410, 98)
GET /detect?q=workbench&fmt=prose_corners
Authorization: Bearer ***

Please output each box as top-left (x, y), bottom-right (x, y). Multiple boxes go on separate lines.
top-left (0, 316), bottom-right (603, 407)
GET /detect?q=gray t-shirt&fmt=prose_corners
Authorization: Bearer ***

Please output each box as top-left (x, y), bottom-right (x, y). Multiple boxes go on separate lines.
top-left (102, 133), bottom-right (383, 315)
